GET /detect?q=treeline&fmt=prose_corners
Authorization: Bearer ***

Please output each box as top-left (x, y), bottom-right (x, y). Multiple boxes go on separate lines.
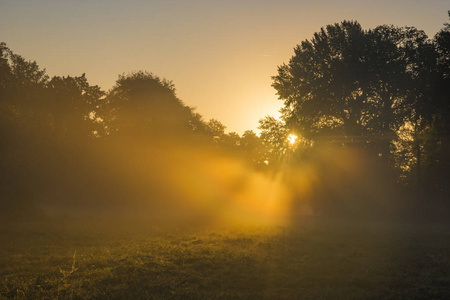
top-left (0, 45), bottom-right (266, 217)
top-left (0, 13), bottom-right (449, 220)
top-left (264, 13), bottom-right (450, 218)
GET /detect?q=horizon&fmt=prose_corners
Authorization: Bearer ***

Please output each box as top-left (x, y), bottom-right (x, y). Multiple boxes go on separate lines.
top-left (2, 2), bottom-right (450, 299)
top-left (1, 0), bottom-right (448, 134)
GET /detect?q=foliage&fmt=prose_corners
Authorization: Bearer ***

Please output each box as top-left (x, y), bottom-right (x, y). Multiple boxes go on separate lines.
top-left (0, 12), bottom-right (449, 218)
top-left (269, 16), bottom-right (450, 214)
top-left (105, 71), bottom-right (205, 138)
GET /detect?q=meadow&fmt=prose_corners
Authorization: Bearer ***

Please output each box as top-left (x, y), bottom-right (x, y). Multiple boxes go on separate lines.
top-left (1, 216), bottom-right (450, 299)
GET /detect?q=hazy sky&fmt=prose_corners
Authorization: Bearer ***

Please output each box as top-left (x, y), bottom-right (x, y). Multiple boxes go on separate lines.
top-left (1, 0), bottom-right (448, 134)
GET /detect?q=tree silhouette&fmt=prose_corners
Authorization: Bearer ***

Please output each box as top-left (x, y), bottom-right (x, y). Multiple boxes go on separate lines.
top-left (47, 74), bottom-right (105, 140)
top-left (0, 11), bottom-right (449, 219)
top-left (269, 16), bottom-right (450, 215)
top-left (206, 118), bottom-right (226, 143)
top-left (0, 43), bottom-right (49, 213)
top-left (258, 116), bottom-right (289, 165)
top-left (105, 71), bottom-right (202, 139)
top-left (272, 21), bottom-right (369, 145)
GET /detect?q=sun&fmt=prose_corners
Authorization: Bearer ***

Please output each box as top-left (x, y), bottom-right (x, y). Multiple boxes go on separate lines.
top-left (287, 134), bottom-right (298, 145)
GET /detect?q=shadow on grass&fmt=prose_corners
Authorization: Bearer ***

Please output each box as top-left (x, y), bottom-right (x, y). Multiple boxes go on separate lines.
top-left (1, 218), bottom-right (450, 299)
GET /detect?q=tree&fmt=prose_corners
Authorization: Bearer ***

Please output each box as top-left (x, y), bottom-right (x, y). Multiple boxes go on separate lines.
top-left (105, 71), bottom-right (200, 138)
top-left (272, 21), bottom-right (370, 146)
top-left (0, 43), bottom-right (49, 213)
top-left (239, 130), bottom-right (266, 167)
top-left (416, 12), bottom-right (450, 202)
top-left (272, 21), bottom-right (438, 167)
top-left (258, 116), bottom-right (289, 165)
top-left (391, 13), bottom-right (450, 203)
top-left (206, 118), bottom-right (226, 143)
top-left (269, 20), bottom-right (447, 215)
top-left (47, 74), bottom-right (105, 140)
top-left (222, 131), bottom-right (241, 151)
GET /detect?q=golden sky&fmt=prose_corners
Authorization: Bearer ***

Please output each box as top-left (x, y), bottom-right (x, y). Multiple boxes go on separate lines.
top-left (1, 0), bottom-right (448, 134)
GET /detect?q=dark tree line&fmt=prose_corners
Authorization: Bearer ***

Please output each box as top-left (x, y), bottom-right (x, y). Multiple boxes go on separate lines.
top-left (0, 12), bottom-right (448, 219)
top-left (264, 13), bottom-right (450, 217)
top-left (0, 44), bottom-right (265, 216)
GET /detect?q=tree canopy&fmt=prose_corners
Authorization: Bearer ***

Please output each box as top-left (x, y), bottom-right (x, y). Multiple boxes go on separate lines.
top-left (0, 12), bottom-right (449, 219)
top-left (269, 14), bottom-right (450, 214)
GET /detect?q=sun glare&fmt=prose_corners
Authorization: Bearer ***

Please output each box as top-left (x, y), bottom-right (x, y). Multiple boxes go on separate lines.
top-left (288, 134), bottom-right (298, 145)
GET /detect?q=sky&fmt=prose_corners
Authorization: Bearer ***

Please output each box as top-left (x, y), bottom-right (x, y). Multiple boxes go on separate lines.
top-left (1, 0), bottom-right (448, 134)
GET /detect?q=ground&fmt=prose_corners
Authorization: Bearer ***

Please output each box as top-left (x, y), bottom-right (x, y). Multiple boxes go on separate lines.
top-left (1, 216), bottom-right (450, 299)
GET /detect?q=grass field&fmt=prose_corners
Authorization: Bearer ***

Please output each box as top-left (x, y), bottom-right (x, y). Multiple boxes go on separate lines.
top-left (1, 217), bottom-right (450, 299)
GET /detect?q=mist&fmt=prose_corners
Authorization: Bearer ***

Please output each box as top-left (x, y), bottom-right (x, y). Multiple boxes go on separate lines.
top-left (1, 12), bottom-right (450, 298)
